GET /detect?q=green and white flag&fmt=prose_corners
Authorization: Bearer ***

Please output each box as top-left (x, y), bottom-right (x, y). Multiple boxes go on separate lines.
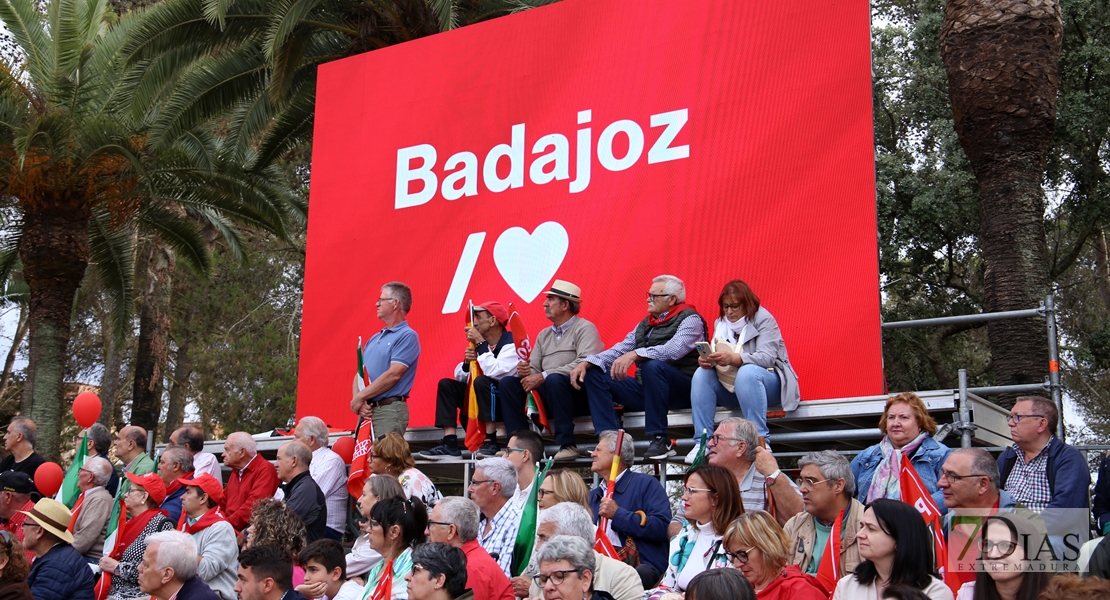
top-left (59, 431), bottom-right (88, 508)
top-left (511, 458), bottom-right (553, 577)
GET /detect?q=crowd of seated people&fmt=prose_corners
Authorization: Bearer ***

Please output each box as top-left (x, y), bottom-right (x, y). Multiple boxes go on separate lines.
top-left (0, 276), bottom-right (1102, 600)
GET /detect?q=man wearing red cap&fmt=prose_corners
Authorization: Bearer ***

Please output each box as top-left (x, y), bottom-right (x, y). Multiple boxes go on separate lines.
top-left (419, 301), bottom-right (517, 460)
top-left (179, 474), bottom-right (238, 600)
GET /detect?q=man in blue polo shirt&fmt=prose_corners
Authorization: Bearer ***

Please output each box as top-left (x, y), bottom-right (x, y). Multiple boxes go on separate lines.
top-left (350, 281), bottom-right (421, 436)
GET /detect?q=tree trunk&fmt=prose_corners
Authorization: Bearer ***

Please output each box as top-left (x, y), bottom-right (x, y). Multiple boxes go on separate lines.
top-left (98, 329), bottom-right (123, 428)
top-left (939, 0), bottom-right (1062, 406)
top-left (130, 240), bottom-right (175, 437)
top-left (0, 305), bottom-right (29, 402)
top-left (1095, 229), bottom-right (1110, 319)
top-left (19, 193), bottom-right (92, 461)
top-left (163, 309), bottom-right (195, 440)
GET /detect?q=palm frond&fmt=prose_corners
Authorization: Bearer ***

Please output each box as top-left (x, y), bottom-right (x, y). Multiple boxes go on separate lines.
top-left (0, 0), bottom-right (52, 83)
top-left (137, 205), bottom-right (212, 276)
top-left (87, 206), bottom-right (135, 341)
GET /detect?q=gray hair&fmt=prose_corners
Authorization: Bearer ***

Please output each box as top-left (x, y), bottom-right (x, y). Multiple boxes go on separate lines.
top-left (476, 458), bottom-right (517, 499)
top-left (652, 275), bottom-right (686, 303)
top-left (719, 417), bottom-right (758, 461)
top-left (85, 456), bottom-right (113, 487)
top-left (537, 502), bottom-right (594, 542)
top-left (598, 430), bottom-right (635, 467)
top-left (436, 496), bottom-right (480, 542)
top-left (163, 447), bottom-right (195, 474)
top-left (147, 530), bottom-right (199, 581)
top-left (367, 475), bottom-right (405, 501)
top-left (535, 535), bottom-right (595, 575)
top-left (798, 450), bottom-right (855, 498)
top-left (297, 417), bottom-right (330, 448)
top-left (953, 448), bottom-right (1001, 491)
top-left (87, 423), bottom-right (111, 455)
top-left (281, 441), bottom-right (313, 468)
top-left (9, 418), bottom-right (35, 447)
top-left (382, 282), bottom-right (413, 312)
top-left (226, 432), bottom-right (257, 456)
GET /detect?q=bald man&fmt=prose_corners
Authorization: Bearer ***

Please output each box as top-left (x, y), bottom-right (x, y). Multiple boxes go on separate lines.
top-left (220, 432), bottom-right (279, 532)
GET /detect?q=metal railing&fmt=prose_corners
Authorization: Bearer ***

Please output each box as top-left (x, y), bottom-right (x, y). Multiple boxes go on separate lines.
top-left (881, 294), bottom-right (1061, 447)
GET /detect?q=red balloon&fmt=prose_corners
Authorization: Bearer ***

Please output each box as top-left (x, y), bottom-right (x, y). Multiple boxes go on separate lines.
top-left (34, 462), bottom-right (64, 497)
top-left (72, 392), bottom-right (101, 428)
top-left (332, 437), bottom-right (355, 464)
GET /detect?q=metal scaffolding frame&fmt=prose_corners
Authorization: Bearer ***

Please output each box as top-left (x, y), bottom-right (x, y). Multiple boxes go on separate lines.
top-left (881, 294), bottom-right (1062, 447)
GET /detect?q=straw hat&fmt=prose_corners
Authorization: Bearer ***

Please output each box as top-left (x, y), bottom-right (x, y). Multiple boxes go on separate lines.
top-left (19, 498), bottom-right (74, 544)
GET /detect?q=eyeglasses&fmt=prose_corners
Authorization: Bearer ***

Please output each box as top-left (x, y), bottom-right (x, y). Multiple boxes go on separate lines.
top-left (708, 434), bottom-right (743, 446)
top-left (977, 539), bottom-right (1017, 555)
top-left (795, 477), bottom-right (831, 490)
top-left (532, 569), bottom-right (582, 586)
top-left (427, 520), bottom-right (452, 529)
top-left (721, 303), bottom-right (742, 311)
top-left (376, 297), bottom-right (397, 305)
top-left (940, 471), bottom-right (988, 483)
top-left (537, 489), bottom-right (554, 499)
top-left (646, 293), bottom-right (672, 303)
top-left (1007, 414), bottom-right (1045, 425)
top-left (682, 486), bottom-right (714, 495)
top-left (503, 447), bottom-right (527, 455)
top-left (724, 547), bottom-right (755, 564)
top-left (468, 479), bottom-right (493, 488)
top-left (410, 564), bottom-right (426, 577)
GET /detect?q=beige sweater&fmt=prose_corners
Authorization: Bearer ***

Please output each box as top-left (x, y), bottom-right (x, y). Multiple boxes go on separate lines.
top-left (530, 317), bottom-right (604, 378)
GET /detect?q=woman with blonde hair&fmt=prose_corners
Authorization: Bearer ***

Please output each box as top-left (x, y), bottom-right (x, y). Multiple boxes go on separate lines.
top-left (851, 392), bottom-right (952, 502)
top-left (0, 531), bottom-right (32, 600)
top-left (537, 468), bottom-right (590, 510)
top-left (723, 511), bottom-right (826, 599)
top-left (372, 433), bottom-right (442, 507)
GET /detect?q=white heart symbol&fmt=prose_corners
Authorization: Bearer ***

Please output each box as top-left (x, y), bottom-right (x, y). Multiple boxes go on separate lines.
top-left (493, 222), bottom-right (569, 302)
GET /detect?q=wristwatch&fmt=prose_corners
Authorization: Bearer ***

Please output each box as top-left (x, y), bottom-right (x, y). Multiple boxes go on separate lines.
top-left (766, 469), bottom-right (782, 485)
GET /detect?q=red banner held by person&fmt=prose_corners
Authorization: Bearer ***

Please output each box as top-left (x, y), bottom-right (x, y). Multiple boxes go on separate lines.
top-left (508, 304), bottom-right (549, 433)
top-left (900, 454), bottom-right (958, 595)
top-left (594, 429), bottom-right (624, 560)
top-left (814, 509), bottom-right (842, 598)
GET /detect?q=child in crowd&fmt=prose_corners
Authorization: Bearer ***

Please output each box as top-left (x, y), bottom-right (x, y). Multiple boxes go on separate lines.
top-left (297, 540), bottom-right (365, 600)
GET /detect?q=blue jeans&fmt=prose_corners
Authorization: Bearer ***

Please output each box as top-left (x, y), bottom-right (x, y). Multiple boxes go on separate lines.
top-left (585, 359), bottom-right (692, 437)
top-left (690, 364), bottom-right (781, 440)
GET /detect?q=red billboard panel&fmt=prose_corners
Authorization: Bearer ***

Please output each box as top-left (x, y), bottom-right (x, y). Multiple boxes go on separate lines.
top-left (298, 0), bottom-right (882, 429)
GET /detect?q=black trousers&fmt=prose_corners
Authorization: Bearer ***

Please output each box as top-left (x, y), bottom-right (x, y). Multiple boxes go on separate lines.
top-left (498, 373), bottom-right (589, 444)
top-left (435, 376), bottom-right (497, 429)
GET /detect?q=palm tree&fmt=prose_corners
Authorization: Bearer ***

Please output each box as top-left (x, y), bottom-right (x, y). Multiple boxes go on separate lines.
top-left (0, 0), bottom-right (303, 458)
top-left (939, 0), bottom-right (1063, 403)
top-left (121, 0), bottom-right (553, 170)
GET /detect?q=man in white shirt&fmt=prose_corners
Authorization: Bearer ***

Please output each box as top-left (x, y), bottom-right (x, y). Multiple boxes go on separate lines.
top-left (293, 417), bottom-right (349, 540)
top-left (503, 430), bottom-right (542, 509)
top-left (169, 427), bottom-right (223, 483)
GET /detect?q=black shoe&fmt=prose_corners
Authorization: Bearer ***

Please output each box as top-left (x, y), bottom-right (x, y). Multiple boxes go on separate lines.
top-left (417, 442), bottom-right (462, 461)
top-left (475, 440), bottom-right (500, 458)
top-left (644, 436), bottom-right (675, 461)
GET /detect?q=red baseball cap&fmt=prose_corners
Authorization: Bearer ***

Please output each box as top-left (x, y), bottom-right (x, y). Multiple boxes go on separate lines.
top-left (475, 301), bottom-right (509, 325)
top-left (126, 472), bottom-right (167, 505)
top-left (178, 473), bottom-right (223, 504)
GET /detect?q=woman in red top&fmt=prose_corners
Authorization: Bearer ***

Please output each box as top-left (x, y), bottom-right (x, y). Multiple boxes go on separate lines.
top-left (723, 511), bottom-right (827, 600)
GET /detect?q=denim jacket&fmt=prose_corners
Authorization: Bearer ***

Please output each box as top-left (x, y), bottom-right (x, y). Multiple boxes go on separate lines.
top-left (850, 436), bottom-right (952, 503)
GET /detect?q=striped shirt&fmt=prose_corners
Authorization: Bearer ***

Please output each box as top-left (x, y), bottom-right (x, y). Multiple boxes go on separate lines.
top-left (479, 499), bottom-right (523, 576)
top-left (586, 313), bottom-right (704, 370)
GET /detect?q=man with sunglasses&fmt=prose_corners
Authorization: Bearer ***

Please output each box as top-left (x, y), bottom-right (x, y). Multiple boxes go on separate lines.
top-left (350, 282), bottom-right (421, 437)
top-left (23, 498), bottom-right (96, 600)
top-left (570, 275), bottom-right (707, 461)
top-left (782, 451), bottom-right (864, 580)
top-left (424, 497), bottom-right (513, 600)
top-left (504, 430), bottom-right (544, 510)
top-left (997, 396), bottom-right (1089, 513)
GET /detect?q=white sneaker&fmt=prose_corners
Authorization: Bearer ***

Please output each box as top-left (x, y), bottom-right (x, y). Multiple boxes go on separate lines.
top-left (684, 445), bottom-right (701, 464)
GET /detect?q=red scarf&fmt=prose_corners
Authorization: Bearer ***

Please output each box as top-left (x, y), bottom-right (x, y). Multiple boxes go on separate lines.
top-left (165, 478), bottom-right (183, 498)
top-left (647, 303), bottom-right (697, 327)
top-left (178, 507), bottom-right (228, 534)
top-left (814, 510), bottom-right (843, 598)
top-left (370, 560), bottom-right (394, 600)
top-left (111, 508), bottom-right (166, 561)
top-left (68, 491), bottom-right (87, 530)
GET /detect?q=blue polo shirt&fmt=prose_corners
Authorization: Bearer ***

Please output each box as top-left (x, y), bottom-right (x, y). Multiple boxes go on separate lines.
top-left (362, 320), bottom-right (421, 399)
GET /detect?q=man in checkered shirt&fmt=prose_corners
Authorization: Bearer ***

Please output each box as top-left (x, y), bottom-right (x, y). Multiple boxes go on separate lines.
top-left (997, 396), bottom-right (1089, 513)
top-left (470, 457), bottom-right (523, 577)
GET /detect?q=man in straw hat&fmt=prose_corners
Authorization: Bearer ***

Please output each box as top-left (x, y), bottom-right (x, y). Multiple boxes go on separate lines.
top-left (498, 280), bottom-right (603, 461)
top-left (23, 497), bottom-right (96, 600)
top-left (420, 301), bottom-right (517, 460)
